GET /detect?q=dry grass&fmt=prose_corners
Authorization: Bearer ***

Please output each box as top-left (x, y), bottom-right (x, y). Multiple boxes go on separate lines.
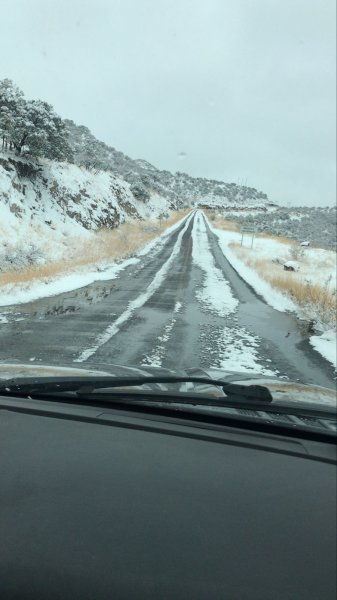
top-left (0, 210), bottom-right (190, 287)
top-left (230, 244), bottom-right (336, 327)
top-left (257, 232), bottom-right (296, 245)
top-left (205, 210), bottom-right (299, 245)
top-left (269, 274), bottom-right (335, 326)
top-left (204, 210), bottom-right (240, 232)
top-left (0, 260), bottom-right (71, 286)
top-left (209, 218), bottom-right (335, 327)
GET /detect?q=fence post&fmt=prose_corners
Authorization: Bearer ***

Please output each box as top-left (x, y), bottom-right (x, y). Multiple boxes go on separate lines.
top-left (251, 231), bottom-right (255, 248)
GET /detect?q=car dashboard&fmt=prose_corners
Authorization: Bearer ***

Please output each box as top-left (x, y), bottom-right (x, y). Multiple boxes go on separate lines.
top-left (1, 394), bottom-right (336, 600)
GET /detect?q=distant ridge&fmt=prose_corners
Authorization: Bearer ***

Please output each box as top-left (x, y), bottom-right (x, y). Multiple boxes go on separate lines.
top-left (65, 119), bottom-right (273, 212)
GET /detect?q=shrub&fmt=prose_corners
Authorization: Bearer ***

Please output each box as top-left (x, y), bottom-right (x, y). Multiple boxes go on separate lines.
top-left (288, 244), bottom-right (305, 261)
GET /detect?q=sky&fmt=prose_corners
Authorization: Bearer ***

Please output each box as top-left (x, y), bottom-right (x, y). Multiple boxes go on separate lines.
top-left (0, 0), bottom-right (335, 206)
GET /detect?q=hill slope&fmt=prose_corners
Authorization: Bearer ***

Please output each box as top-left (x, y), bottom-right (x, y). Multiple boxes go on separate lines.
top-left (0, 152), bottom-right (178, 271)
top-left (66, 119), bottom-right (273, 211)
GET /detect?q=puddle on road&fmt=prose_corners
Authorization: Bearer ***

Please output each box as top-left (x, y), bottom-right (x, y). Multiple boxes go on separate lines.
top-left (0, 280), bottom-right (118, 322)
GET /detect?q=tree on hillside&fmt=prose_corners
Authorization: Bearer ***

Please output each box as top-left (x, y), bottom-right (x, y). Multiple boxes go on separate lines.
top-left (0, 79), bottom-right (73, 161)
top-left (0, 79), bottom-right (24, 151)
top-left (19, 99), bottom-right (73, 161)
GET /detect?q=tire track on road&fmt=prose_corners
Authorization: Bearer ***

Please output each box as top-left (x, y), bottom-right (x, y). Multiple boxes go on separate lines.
top-left (75, 213), bottom-right (194, 362)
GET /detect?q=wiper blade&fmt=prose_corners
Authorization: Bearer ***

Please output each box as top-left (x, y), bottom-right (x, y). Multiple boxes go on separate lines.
top-left (1, 376), bottom-right (336, 435)
top-left (0, 375), bottom-right (273, 403)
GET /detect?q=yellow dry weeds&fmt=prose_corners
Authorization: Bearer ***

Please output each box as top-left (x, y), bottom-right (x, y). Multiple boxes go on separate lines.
top-left (203, 210), bottom-right (240, 232)
top-left (0, 211), bottom-right (190, 287)
top-left (230, 244), bottom-right (336, 327)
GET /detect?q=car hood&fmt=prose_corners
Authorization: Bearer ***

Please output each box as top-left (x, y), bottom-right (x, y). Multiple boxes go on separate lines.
top-left (0, 361), bottom-right (336, 409)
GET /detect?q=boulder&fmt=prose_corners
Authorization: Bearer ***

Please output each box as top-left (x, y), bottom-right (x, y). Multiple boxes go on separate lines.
top-left (283, 260), bottom-right (299, 272)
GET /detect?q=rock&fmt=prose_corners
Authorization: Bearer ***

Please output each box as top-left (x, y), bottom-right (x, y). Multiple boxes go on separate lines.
top-left (283, 260), bottom-right (299, 272)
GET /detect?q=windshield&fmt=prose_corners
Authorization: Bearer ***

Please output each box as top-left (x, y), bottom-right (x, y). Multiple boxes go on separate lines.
top-left (0, 1), bottom-right (336, 408)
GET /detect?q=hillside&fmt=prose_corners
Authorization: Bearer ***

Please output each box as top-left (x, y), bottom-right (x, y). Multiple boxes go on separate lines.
top-left (0, 110), bottom-right (274, 273)
top-left (65, 119), bottom-right (272, 211)
top-left (0, 79), bottom-right (278, 283)
top-left (0, 78), bottom-right (274, 243)
top-left (213, 206), bottom-right (337, 250)
top-left (0, 152), bottom-right (179, 272)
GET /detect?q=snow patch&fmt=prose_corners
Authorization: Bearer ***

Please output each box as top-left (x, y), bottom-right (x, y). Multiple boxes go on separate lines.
top-left (217, 326), bottom-right (278, 376)
top-left (192, 211), bottom-right (238, 316)
top-left (142, 301), bottom-right (183, 367)
top-left (310, 330), bottom-right (337, 368)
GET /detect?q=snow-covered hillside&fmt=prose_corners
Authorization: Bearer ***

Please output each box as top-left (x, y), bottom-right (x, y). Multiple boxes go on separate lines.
top-left (0, 152), bottom-right (175, 269)
top-left (214, 205), bottom-right (337, 250)
top-left (66, 119), bottom-right (273, 211)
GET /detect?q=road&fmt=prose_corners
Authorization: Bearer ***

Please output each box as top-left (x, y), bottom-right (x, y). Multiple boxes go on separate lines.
top-left (0, 211), bottom-right (335, 388)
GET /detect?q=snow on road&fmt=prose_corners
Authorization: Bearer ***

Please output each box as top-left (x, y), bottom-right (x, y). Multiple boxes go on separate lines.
top-left (141, 301), bottom-right (183, 367)
top-left (191, 212), bottom-right (238, 316)
top-left (137, 212), bottom-right (277, 375)
top-left (192, 211), bottom-right (277, 376)
top-left (217, 327), bottom-right (276, 376)
top-left (137, 211), bottom-right (275, 374)
top-left (75, 213), bottom-right (194, 362)
top-left (2, 208), bottom-right (333, 378)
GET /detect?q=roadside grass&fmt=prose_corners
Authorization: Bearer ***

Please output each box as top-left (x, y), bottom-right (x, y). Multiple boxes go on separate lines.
top-left (204, 211), bottom-right (240, 232)
top-left (257, 232), bottom-right (297, 245)
top-left (229, 242), bottom-right (336, 328)
top-left (209, 212), bottom-right (323, 246)
top-left (209, 214), bottom-right (336, 327)
top-left (0, 211), bottom-right (190, 287)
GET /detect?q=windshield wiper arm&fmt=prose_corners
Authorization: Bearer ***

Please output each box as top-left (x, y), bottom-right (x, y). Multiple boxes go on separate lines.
top-left (0, 375), bottom-right (273, 403)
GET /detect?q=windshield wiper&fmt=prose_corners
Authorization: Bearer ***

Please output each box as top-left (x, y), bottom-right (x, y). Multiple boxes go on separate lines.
top-left (0, 375), bottom-right (273, 404)
top-left (1, 375), bottom-right (336, 437)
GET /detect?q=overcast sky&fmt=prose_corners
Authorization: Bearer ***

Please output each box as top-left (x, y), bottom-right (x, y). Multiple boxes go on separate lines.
top-left (1, 0), bottom-right (335, 206)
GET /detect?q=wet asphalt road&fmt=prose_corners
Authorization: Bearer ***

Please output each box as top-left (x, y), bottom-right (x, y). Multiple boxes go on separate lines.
top-left (0, 211), bottom-right (335, 388)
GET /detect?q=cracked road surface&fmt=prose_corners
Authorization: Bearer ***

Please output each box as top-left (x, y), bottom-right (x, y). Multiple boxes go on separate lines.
top-left (0, 211), bottom-right (335, 388)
